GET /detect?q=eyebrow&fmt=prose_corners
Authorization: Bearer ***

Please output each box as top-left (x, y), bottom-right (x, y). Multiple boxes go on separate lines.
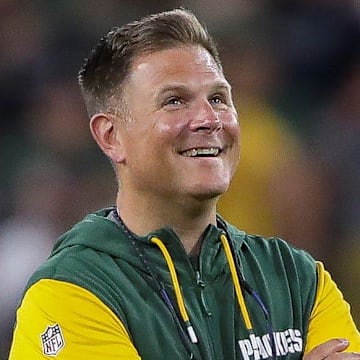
top-left (155, 81), bottom-right (232, 99)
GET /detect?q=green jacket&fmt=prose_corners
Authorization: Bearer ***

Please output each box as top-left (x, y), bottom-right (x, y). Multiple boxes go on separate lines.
top-left (21, 207), bottom-right (323, 359)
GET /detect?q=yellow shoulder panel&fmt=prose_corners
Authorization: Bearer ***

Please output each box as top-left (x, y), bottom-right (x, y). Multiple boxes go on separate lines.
top-left (305, 262), bottom-right (360, 353)
top-left (9, 279), bottom-right (141, 359)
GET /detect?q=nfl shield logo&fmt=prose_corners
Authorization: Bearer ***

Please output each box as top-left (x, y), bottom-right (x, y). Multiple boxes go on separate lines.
top-left (41, 324), bottom-right (65, 356)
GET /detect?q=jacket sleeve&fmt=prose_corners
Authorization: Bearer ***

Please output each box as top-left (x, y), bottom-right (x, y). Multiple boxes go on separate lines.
top-left (9, 279), bottom-right (141, 359)
top-left (304, 262), bottom-right (360, 353)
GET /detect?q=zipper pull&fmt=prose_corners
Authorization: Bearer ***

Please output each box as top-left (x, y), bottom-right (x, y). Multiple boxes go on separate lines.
top-left (195, 271), bottom-right (205, 288)
top-left (195, 271), bottom-right (212, 317)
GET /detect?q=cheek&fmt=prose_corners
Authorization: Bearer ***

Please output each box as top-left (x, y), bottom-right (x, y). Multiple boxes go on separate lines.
top-left (223, 113), bottom-right (240, 141)
top-left (152, 116), bottom-right (187, 144)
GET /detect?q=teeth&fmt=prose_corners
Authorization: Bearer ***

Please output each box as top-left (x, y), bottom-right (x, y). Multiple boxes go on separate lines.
top-left (182, 148), bottom-right (220, 157)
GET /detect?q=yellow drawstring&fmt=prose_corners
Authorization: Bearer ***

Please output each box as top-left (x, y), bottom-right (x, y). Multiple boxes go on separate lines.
top-left (220, 234), bottom-right (253, 331)
top-left (151, 237), bottom-right (198, 343)
top-left (151, 233), bottom-right (253, 341)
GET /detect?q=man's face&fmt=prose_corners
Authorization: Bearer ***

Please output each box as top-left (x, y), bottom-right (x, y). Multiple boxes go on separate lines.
top-left (117, 45), bottom-right (240, 202)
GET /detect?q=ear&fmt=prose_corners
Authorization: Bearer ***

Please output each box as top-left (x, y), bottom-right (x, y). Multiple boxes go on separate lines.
top-left (89, 113), bottom-right (126, 163)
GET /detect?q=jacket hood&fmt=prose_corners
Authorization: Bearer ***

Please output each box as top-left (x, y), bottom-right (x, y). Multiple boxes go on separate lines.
top-left (51, 207), bottom-right (247, 260)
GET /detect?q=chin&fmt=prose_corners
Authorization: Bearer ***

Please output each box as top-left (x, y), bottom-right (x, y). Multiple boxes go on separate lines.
top-left (190, 182), bottom-right (230, 201)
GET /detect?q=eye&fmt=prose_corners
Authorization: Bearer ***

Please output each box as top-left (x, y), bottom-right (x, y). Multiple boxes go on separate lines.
top-left (209, 94), bottom-right (228, 107)
top-left (163, 96), bottom-right (183, 107)
top-left (210, 95), bottom-right (223, 104)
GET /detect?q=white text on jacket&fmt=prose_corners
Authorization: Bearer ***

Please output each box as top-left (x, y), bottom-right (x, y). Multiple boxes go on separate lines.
top-left (238, 328), bottom-right (303, 360)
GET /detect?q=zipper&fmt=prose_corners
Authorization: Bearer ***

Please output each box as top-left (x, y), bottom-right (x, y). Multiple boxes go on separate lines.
top-left (195, 268), bottom-right (219, 359)
top-left (195, 271), bottom-right (212, 317)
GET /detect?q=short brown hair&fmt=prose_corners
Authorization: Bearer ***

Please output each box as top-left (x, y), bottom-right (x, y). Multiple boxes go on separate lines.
top-left (78, 8), bottom-right (221, 117)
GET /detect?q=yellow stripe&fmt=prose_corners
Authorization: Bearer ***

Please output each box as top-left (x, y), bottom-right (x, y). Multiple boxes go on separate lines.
top-left (151, 237), bottom-right (189, 323)
top-left (304, 261), bottom-right (360, 353)
top-left (220, 234), bottom-right (253, 330)
top-left (9, 279), bottom-right (141, 359)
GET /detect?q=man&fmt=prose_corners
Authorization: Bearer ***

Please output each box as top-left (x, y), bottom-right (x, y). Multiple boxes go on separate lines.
top-left (9, 8), bottom-right (360, 360)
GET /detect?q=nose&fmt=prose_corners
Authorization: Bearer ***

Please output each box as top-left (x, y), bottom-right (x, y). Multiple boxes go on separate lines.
top-left (188, 101), bottom-right (222, 133)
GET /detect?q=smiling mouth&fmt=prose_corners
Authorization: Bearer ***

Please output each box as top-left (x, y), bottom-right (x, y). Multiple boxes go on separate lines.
top-left (181, 147), bottom-right (221, 157)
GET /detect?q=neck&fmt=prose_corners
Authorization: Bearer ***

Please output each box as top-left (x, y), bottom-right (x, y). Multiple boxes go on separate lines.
top-left (116, 190), bottom-right (218, 254)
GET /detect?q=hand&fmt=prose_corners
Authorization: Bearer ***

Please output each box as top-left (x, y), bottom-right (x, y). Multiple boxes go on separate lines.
top-left (304, 339), bottom-right (360, 360)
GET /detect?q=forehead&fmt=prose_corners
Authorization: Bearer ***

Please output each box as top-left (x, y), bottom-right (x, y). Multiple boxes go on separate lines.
top-left (126, 45), bottom-right (227, 92)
